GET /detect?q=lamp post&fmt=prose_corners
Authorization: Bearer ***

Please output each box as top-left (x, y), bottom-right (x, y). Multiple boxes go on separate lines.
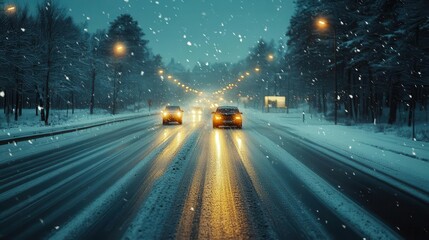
top-left (3, 3), bottom-right (19, 121)
top-left (5, 4), bottom-right (16, 15)
top-left (112, 41), bottom-right (126, 115)
top-left (316, 17), bottom-right (338, 125)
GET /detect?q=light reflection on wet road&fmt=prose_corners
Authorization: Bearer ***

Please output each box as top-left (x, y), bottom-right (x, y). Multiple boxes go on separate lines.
top-left (0, 113), bottom-right (427, 239)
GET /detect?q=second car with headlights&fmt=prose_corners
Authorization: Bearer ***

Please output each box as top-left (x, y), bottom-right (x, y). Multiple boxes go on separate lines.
top-left (191, 106), bottom-right (203, 115)
top-left (162, 105), bottom-right (184, 125)
top-left (212, 106), bottom-right (242, 129)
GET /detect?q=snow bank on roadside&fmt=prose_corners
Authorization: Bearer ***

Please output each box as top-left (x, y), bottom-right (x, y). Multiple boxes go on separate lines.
top-left (244, 107), bottom-right (429, 199)
top-left (0, 108), bottom-right (157, 141)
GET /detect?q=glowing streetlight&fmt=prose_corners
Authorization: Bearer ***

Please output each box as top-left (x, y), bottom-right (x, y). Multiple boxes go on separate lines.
top-left (111, 41), bottom-right (127, 115)
top-left (267, 53), bottom-right (274, 61)
top-left (316, 17), bottom-right (330, 31)
top-left (254, 67), bottom-right (260, 72)
top-left (315, 16), bottom-right (338, 125)
top-left (158, 69), bottom-right (164, 75)
top-left (5, 4), bottom-right (17, 15)
top-left (113, 42), bottom-right (127, 58)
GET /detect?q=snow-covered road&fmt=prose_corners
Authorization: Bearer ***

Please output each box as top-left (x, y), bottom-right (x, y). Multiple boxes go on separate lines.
top-left (0, 112), bottom-right (427, 239)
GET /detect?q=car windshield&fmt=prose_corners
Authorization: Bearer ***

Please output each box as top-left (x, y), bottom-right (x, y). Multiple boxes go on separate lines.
top-left (217, 107), bottom-right (239, 113)
top-left (1, 1), bottom-right (427, 239)
top-left (165, 106), bottom-right (180, 111)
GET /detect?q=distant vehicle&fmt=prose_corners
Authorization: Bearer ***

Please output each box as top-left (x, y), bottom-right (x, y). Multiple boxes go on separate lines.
top-left (162, 105), bottom-right (183, 125)
top-left (191, 106), bottom-right (203, 115)
top-left (212, 106), bottom-right (242, 129)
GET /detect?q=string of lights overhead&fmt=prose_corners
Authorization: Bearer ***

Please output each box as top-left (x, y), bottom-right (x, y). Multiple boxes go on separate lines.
top-left (158, 52), bottom-right (274, 99)
top-left (158, 70), bottom-right (204, 96)
top-left (212, 67), bottom-right (261, 96)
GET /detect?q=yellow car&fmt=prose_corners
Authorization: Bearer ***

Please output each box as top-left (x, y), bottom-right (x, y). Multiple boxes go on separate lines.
top-left (212, 106), bottom-right (242, 129)
top-left (162, 106), bottom-right (183, 125)
top-left (191, 106), bottom-right (203, 115)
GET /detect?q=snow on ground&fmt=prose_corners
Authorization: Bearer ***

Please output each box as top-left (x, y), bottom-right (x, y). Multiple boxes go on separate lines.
top-left (1, 106), bottom-right (428, 199)
top-left (0, 108), bottom-right (157, 164)
top-left (244, 107), bottom-right (429, 202)
top-left (1, 106), bottom-right (427, 238)
top-left (0, 108), bottom-right (156, 141)
top-left (250, 130), bottom-right (399, 239)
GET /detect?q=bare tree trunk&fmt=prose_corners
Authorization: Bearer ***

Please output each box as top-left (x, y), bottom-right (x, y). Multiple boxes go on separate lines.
top-left (6, 92), bottom-right (12, 125)
top-left (45, 69), bottom-right (51, 125)
top-left (408, 87), bottom-right (417, 126)
top-left (346, 68), bottom-right (353, 120)
top-left (388, 78), bottom-right (400, 124)
top-left (14, 68), bottom-right (20, 121)
top-left (322, 86), bottom-right (327, 116)
top-left (3, 91), bottom-right (7, 114)
top-left (369, 69), bottom-right (376, 123)
top-left (44, 51), bottom-right (51, 125)
top-left (35, 87), bottom-right (38, 116)
top-left (90, 68), bottom-right (96, 114)
top-left (71, 91), bottom-right (75, 114)
top-left (19, 91), bottom-right (23, 116)
top-left (14, 89), bottom-right (19, 122)
top-left (36, 86), bottom-right (45, 121)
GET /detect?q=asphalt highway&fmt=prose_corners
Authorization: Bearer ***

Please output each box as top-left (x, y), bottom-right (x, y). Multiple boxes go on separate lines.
top-left (0, 113), bottom-right (427, 239)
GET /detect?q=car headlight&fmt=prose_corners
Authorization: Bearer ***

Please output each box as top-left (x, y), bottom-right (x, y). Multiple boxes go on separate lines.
top-left (176, 111), bottom-right (182, 117)
top-left (163, 112), bottom-right (167, 117)
top-left (235, 116), bottom-right (241, 120)
top-left (215, 115), bottom-right (222, 120)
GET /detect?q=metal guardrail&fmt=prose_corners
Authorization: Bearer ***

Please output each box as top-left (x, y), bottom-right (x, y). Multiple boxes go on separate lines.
top-left (0, 113), bottom-right (157, 145)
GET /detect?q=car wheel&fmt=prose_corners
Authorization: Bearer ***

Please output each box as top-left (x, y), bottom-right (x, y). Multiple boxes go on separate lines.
top-left (178, 120), bottom-right (182, 125)
top-left (237, 124), bottom-right (242, 129)
top-left (213, 123), bottom-right (217, 128)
